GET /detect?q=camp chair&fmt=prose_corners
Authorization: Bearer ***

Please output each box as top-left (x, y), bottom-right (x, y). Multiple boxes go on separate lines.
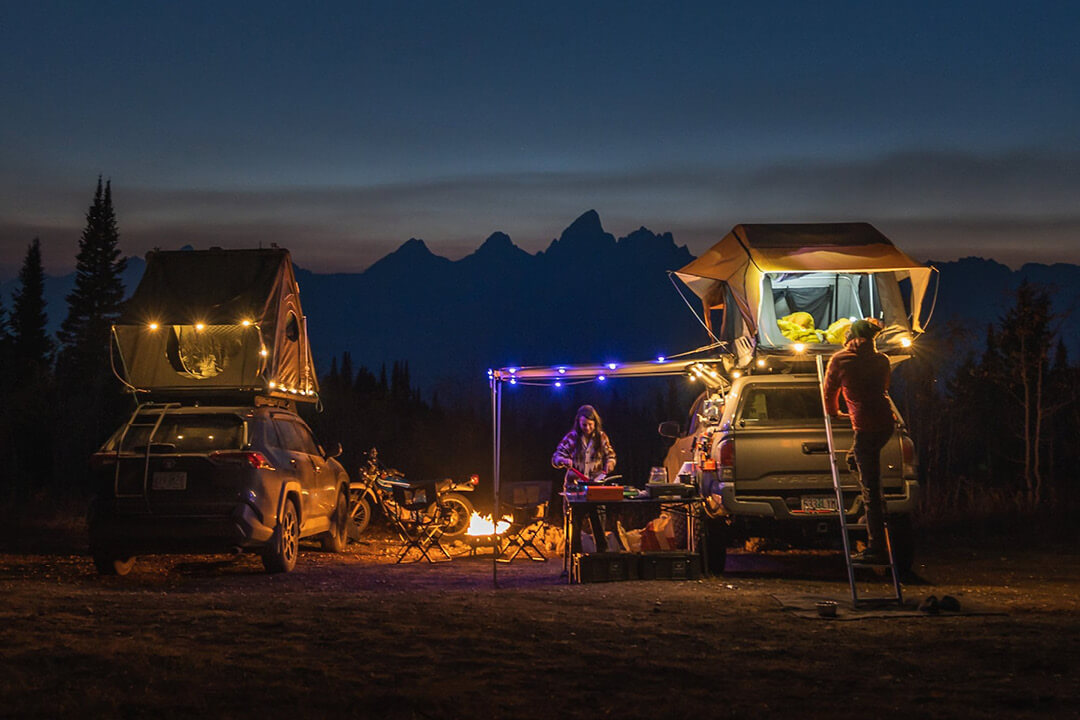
top-left (384, 478), bottom-right (452, 564)
top-left (497, 481), bottom-right (551, 563)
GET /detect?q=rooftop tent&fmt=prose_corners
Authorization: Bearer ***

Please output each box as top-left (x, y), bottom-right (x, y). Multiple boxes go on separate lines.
top-left (112, 247), bottom-right (319, 402)
top-left (674, 223), bottom-right (934, 354)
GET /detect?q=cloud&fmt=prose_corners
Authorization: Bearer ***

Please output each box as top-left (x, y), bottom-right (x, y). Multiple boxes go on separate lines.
top-left (2, 147), bottom-right (1078, 278)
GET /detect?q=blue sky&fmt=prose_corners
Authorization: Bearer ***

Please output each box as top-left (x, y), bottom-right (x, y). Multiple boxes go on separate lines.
top-left (2, 0), bottom-right (1078, 277)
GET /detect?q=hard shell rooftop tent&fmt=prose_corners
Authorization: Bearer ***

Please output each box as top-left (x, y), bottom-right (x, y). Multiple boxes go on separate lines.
top-left (674, 223), bottom-right (935, 359)
top-left (112, 248), bottom-right (319, 402)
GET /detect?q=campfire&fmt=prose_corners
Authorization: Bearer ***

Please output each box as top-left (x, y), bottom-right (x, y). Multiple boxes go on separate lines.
top-left (465, 512), bottom-right (512, 537)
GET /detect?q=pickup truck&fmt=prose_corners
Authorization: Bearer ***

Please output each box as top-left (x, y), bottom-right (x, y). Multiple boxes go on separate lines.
top-left (660, 373), bottom-right (918, 573)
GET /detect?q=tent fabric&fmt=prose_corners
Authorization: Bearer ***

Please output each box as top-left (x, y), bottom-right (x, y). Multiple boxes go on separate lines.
top-left (114, 248), bottom-right (319, 401)
top-left (674, 223), bottom-right (933, 349)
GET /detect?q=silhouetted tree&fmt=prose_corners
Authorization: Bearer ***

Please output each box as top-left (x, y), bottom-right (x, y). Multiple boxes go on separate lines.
top-left (54, 177), bottom-right (129, 492)
top-left (6, 238), bottom-right (56, 493)
top-left (10, 238), bottom-right (53, 380)
top-left (56, 177), bottom-right (127, 384)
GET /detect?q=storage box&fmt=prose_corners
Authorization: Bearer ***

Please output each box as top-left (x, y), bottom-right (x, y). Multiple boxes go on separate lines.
top-left (573, 552), bottom-right (639, 583)
top-left (638, 552), bottom-right (703, 581)
top-left (585, 485), bottom-right (625, 502)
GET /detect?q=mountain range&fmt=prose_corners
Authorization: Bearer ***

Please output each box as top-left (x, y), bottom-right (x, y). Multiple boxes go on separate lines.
top-left (5, 210), bottom-right (1079, 397)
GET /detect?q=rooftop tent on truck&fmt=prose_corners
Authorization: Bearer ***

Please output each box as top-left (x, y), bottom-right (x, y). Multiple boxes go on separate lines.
top-left (673, 223), bottom-right (935, 357)
top-left (111, 247), bottom-right (319, 402)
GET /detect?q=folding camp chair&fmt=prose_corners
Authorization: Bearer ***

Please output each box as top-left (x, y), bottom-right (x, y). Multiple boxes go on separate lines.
top-left (384, 478), bottom-right (452, 563)
top-left (497, 481), bottom-right (551, 563)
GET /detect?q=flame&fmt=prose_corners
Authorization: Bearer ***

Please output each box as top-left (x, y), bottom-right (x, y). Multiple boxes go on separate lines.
top-left (465, 512), bottom-right (511, 536)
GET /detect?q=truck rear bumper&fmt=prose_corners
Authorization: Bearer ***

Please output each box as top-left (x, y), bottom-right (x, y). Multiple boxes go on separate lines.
top-left (710, 479), bottom-right (919, 519)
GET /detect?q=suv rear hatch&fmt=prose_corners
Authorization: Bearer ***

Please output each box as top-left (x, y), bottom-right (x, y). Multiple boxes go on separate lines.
top-left (108, 410), bottom-right (250, 516)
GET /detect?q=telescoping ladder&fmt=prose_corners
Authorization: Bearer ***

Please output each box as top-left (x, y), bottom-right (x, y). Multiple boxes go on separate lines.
top-left (815, 354), bottom-right (903, 608)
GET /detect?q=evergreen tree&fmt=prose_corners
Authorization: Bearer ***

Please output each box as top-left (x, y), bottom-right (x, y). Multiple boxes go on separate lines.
top-left (56, 176), bottom-right (127, 387)
top-left (53, 177), bottom-right (129, 492)
top-left (6, 238), bottom-right (56, 493)
top-left (10, 238), bottom-right (54, 380)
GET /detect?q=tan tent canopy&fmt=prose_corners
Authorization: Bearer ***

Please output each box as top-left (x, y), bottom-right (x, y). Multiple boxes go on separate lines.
top-left (674, 223), bottom-right (934, 353)
top-left (113, 248), bottom-right (319, 402)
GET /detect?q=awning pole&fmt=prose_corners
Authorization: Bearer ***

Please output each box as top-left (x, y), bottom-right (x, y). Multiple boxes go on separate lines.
top-left (491, 375), bottom-right (502, 587)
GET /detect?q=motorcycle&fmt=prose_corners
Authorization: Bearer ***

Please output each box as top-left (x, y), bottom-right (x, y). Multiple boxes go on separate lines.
top-left (349, 448), bottom-right (478, 540)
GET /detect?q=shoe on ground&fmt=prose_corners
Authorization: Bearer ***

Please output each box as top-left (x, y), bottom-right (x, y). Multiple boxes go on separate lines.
top-left (919, 595), bottom-right (940, 614)
top-left (939, 595), bottom-right (961, 612)
top-left (851, 548), bottom-right (888, 564)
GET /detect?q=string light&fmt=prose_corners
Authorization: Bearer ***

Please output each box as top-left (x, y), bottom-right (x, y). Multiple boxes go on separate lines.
top-left (147, 322), bottom-right (159, 331)
top-left (597, 375), bottom-right (606, 382)
top-left (241, 319), bottom-right (251, 327)
top-left (195, 323), bottom-right (205, 331)
top-left (900, 336), bottom-right (913, 348)
top-left (793, 343), bottom-right (806, 353)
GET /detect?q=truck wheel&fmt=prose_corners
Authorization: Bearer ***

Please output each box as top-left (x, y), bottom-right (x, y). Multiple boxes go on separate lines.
top-left (887, 515), bottom-right (915, 573)
top-left (705, 518), bottom-right (729, 575)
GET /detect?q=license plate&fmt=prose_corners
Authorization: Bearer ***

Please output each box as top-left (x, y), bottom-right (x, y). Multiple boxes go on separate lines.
top-left (801, 496), bottom-right (837, 513)
top-left (152, 471), bottom-right (187, 490)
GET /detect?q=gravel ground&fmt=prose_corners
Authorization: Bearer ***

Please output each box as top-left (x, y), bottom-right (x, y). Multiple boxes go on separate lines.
top-left (1, 522), bottom-right (1078, 719)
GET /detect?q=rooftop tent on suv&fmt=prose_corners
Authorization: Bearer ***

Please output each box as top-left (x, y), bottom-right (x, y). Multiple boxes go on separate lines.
top-left (673, 224), bottom-right (935, 356)
top-left (111, 247), bottom-right (319, 402)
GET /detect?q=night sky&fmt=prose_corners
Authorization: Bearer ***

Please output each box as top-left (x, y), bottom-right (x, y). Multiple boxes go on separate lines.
top-left (2, 1), bottom-right (1078, 278)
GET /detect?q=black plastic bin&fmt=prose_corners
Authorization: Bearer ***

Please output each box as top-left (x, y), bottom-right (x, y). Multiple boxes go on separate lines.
top-left (638, 552), bottom-right (703, 581)
top-left (573, 552), bottom-right (639, 583)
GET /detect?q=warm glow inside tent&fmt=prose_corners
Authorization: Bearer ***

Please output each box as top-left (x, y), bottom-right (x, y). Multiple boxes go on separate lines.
top-left (112, 247), bottom-right (319, 402)
top-left (674, 223), bottom-right (935, 355)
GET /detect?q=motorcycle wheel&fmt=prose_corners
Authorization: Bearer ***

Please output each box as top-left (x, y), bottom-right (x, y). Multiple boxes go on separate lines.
top-left (349, 491), bottom-right (373, 538)
top-left (438, 492), bottom-right (474, 538)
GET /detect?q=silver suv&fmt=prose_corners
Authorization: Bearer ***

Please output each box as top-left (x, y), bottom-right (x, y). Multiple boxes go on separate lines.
top-left (88, 403), bottom-right (351, 574)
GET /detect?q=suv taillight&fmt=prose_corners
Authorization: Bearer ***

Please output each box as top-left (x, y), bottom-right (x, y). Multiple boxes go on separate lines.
top-left (717, 438), bottom-right (734, 480)
top-left (209, 451), bottom-right (275, 469)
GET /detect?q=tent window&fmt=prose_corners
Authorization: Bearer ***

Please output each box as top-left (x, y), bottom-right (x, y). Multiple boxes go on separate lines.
top-left (285, 313), bottom-right (300, 342)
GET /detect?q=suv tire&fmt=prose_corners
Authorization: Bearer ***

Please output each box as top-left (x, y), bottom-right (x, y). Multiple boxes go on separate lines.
top-left (321, 489), bottom-right (349, 553)
top-left (262, 498), bottom-right (300, 573)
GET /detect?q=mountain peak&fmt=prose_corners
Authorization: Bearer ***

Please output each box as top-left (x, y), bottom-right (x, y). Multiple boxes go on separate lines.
top-left (542, 209), bottom-right (615, 259)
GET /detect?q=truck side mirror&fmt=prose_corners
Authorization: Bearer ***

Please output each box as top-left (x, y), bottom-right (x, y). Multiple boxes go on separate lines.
top-left (657, 421), bottom-right (681, 438)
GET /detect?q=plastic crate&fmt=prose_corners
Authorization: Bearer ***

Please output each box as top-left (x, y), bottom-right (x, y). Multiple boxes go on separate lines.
top-left (638, 552), bottom-right (703, 581)
top-left (573, 552), bottom-right (639, 583)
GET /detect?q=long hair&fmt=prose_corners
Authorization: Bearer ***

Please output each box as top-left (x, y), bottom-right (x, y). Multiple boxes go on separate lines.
top-left (569, 404), bottom-right (603, 439)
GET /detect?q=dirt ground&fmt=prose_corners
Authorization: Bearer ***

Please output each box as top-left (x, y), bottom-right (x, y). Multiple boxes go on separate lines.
top-left (2, 518), bottom-right (1078, 720)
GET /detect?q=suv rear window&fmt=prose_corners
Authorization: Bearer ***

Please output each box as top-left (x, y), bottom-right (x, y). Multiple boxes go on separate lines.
top-left (118, 414), bottom-right (245, 453)
top-left (737, 386), bottom-right (825, 425)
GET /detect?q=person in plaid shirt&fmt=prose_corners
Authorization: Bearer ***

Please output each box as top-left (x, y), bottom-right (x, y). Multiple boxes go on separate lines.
top-left (552, 405), bottom-right (617, 553)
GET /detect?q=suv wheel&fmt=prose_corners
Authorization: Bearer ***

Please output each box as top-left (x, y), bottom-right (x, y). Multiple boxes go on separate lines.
top-left (321, 489), bottom-right (349, 553)
top-left (262, 498), bottom-right (300, 573)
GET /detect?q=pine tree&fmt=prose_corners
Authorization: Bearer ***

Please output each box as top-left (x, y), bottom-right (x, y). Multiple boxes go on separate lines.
top-left (53, 177), bottom-right (129, 492)
top-left (6, 238), bottom-right (56, 493)
top-left (56, 176), bottom-right (127, 387)
top-left (10, 238), bottom-right (54, 381)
